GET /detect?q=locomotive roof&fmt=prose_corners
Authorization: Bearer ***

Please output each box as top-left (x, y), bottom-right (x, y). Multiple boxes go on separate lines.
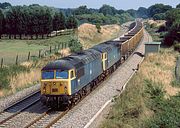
top-left (91, 42), bottom-right (114, 53)
top-left (70, 49), bottom-right (101, 64)
top-left (105, 40), bottom-right (123, 47)
top-left (42, 59), bottom-right (75, 71)
top-left (42, 49), bottom-right (102, 71)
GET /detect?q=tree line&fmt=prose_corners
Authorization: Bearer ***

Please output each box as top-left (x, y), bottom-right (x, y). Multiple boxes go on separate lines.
top-left (0, 4), bottom-right (78, 39)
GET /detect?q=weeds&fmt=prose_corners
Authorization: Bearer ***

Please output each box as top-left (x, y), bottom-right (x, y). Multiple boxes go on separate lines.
top-left (0, 65), bottom-right (29, 89)
top-left (101, 48), bottom-right (180, 128)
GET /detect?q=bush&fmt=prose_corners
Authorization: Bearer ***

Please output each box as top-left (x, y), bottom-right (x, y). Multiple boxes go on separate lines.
top-left (144, 79), bottom-right (180, 128)
top-left (174, 42), bottom-right (180, 52)
top-left (68, 39), bottom-right (83, 52)
top-left (0, 65), bottom-right (29, 89)
top-left (146, 94), bottom-right (180, 128)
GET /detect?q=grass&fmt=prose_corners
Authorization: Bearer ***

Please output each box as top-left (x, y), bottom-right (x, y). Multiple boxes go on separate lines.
top-left (101, 48), bottom-right (180, 128)
top-left (0, 23), bottom-right (120, 98)
top-left (78, 24), bottom-right (121, 49)
top-left (0, 34), bottom-right (74, 65)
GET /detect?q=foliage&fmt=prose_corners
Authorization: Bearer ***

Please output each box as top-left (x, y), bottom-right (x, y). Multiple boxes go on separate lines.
top-left (0, 2), bottom-right (11, 9)
top-left (53, 11), bottom-right (66, 32)
top-left (174, 42), bottom-right (180, 52)
top-left (68, 39), bottom-right (82, 52)
top-left (73, 5), bottom-right (91, 15)
top-left (146, 94), bottom-right (180, 128)
top-left (99, 4), bottom-right (117, 16)
top-left (0, 65), bottom-right (29, 89)
top-left (153, 13), bottom-right (166, 20)
top-left (147, 4), bottom-right (172, 18)
top-left (96, 23), bottom-right (101, 33)
top-left (0, 4), bottom-right (78, 39)
top-left (66, 16), bottom-right (78, 29)
top-left (137, 7), bottom-right (148, 18)
top-left (144, 79), bottom-right (180, 128)
top-left (164, 9), bottom-right (180, 46)
top-left (0, 9), bottom-right (4, 38)
top-left (127, 9), bottom-right (137, 17)
top-left (176, 3), bottom-right (180, 8)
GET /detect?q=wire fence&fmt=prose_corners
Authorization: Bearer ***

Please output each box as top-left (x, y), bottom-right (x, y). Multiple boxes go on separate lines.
top-left (0, 42), bottom-right (70, 68)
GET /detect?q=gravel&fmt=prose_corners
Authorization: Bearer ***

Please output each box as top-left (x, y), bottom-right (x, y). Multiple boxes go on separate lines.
top-left (0, 84), bottom-right (40, 112)
top-left (50, 30), bottom-right (152, 128)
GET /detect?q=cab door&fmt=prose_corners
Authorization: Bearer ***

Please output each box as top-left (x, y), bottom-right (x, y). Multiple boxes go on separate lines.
top-left (102, 52), bottom-right (108, 71)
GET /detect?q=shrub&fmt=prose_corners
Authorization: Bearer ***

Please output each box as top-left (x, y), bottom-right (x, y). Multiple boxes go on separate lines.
top-left (68, 39), bottom-right (83, 52)
top-left (146, 94), bottom-right (180, 128)
top-left (0, 65), bottom-right (29, 89)
top-left (174, 42), bottom-right (180, 52)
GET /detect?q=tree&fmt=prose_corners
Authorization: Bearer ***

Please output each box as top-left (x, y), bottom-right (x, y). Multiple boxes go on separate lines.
top-left (0, 10), bottom-right (4, 39)
top-left (99, 4), bottom-right (117, 16)
top-left (74, 5), bottom-right (90, 15)
top-left (0, 2), bottom-right (11, 9)
top-left (137, 7), bottom-right (148, 18)
top-left (153, 13), bottom-right (166, 20)
top-left (148, 4), bottom-right (172, 17)
top-left (53, 11), bottom-right (66, 35)
top-left (164, 9), bottom-right (180, 45)
top-left (176, 3), bottom-right (180, 8)
top-left (68, 39), bottom-right (82, 52)
top-left (127, 9), bottom-right (137, 18)
top-left (66, 16), bottom-right (78, 29)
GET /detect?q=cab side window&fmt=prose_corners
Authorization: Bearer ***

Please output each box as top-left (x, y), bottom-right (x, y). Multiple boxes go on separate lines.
top-left (70, 71), bottom-right (74, 78)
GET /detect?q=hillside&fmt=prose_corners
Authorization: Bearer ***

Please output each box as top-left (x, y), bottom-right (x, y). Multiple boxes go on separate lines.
top-left (101, 48), bottom-right (180, 128)
top-left (78, 23), bottom-right (121, 49)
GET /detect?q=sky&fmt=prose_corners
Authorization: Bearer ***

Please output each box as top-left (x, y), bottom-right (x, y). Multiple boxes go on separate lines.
top-left (0, 0), bottom-right (179, 10)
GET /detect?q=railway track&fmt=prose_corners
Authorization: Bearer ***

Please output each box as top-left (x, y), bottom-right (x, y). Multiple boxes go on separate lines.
top-left (0, 21), bottom-right (142, 128)
top-left (24, 109), bottom-right (68, 128)
top-left (0, 91), bottom-right (41, 127)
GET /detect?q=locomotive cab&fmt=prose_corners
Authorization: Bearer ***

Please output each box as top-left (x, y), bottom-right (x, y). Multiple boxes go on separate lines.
top-left (41, 69), bottom-right (75, 96)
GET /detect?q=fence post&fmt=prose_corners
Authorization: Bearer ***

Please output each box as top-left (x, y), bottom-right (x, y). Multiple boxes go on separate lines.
top-left (39, 50), bottom-right (41, 58)
top-left (28, 51), bottom-right (30, 61)
top-left (1, 58), bottom-right (3, 68)
top-left (58, 44), bottom-right (60, 49)
top-left (50, 46), bottom-right (52, 53)
top-left (16, 55), bottom-right (18, 65)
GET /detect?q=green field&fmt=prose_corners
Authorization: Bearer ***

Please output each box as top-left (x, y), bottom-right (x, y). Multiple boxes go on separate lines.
top-left (0, 34), bottom-right (74, 65)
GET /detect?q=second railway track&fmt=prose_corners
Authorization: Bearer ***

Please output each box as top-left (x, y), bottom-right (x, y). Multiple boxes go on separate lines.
top-left (0, 91), bottom-right (46, 127)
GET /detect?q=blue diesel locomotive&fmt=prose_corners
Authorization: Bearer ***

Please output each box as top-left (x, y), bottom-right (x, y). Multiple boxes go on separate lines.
top-left (41, 20), bottom-right (144, 108)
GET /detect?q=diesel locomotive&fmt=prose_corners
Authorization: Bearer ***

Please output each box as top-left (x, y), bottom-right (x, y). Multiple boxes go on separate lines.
top-left (40, 20), bottom-right (144, 108)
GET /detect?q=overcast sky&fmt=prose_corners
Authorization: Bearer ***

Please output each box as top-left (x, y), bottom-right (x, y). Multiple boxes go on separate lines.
top-left (1, 0), bottom-right (179, 10)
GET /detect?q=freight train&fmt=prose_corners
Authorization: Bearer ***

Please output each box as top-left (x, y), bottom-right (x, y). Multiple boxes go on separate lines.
top-left (40, 20), bottom-right (144, 108)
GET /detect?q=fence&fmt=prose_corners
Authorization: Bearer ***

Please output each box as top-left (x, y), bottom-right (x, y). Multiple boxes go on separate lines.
top-left (0, 42), bottom-right (70, 68)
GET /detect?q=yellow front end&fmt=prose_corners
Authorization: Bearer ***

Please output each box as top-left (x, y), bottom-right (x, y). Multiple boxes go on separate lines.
top-left (41, 80), bottom-right (70, 95)
top-left (41, 69), bottom-right (76, 96)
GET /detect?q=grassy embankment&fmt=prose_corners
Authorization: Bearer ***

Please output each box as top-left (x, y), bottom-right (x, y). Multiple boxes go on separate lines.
top-left (78, 23), bottom-right (121, 49)
top-left (101, 21), bottom-right (180, 128)
top-left (101, 48), bottom-right (180, 128)
top-left (0, 24), bottom-right (121, 97)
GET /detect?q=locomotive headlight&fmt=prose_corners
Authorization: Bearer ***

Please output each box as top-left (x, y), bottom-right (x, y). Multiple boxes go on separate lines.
top-left (53, 82), bottom-right (56, 85)
top-left (43, 86), bottom-right (46, 93)
top-left (64, 86), bottom-right (68, 94)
